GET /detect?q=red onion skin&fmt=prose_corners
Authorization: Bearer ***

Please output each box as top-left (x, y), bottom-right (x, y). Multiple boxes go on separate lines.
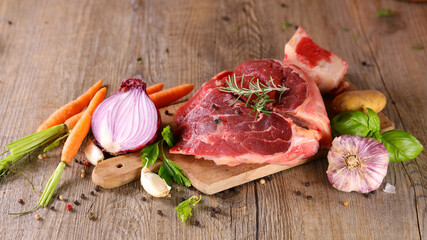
top-left (91, 79), bottom-right (161, 155)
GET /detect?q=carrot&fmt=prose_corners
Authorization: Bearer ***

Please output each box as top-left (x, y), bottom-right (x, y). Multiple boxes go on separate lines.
top-left (37, 80), bottom-right (103, 132)
top-left (149, 84), bottom-right (194, 108)
top-left (146, 83), bottom-right (164, 95)
top-left (64, 112), bottom-right (83, 130)
top-left (61, 87), bottom-right (107, 164)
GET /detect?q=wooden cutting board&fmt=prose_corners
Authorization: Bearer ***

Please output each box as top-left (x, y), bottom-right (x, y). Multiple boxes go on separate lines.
top-left (92, 82), bottom-right (394, 194)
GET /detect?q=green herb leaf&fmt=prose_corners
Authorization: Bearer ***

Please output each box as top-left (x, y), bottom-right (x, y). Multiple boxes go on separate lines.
top-left (380, 129), bottom-right (423, 162)
top-left (158, 141), bottom-right (191, 187)
top-left (162, 126), bottom-right (175, 147)
top-left (343, 27), bottom-right (349, 32)
top-left (411, 45), bottom-right (424, 51)
top-left (331, 111), bottom-right (370, 137)
top-left (141, 142), bottom-right (159, 167)
top-left (367, 108), bottom-right (381, 133)
top-left (353, 34), bottom-right (358, 40)
top-left (376, 8), bottom-right (395, 17)
top-left (175, 195), bottom-right (202, 222)
top-left (281, 22), bottom-right (292, 31)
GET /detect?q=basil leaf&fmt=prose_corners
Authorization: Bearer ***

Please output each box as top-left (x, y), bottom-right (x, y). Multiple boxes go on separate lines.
top-left (162, 126), bottom-right (175, 147)
top-left (175, 195), bottom-right (202, 222)
top-left (367, 108), bottom-right (381, 133)
top-left (372, 131), bottom-right (383, 142)
top-left (381, 129), bottom-right (424, 162)
top-left (141, 142), bottom-right (159, 167)
top-left (331, 111), bottom-right (370, 137)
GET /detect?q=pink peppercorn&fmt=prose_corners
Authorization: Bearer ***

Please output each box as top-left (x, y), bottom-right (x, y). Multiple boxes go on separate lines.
top-left (84, 162), bottom-right (90, 167)
top-left (66, 204), bottom-right (72, 211)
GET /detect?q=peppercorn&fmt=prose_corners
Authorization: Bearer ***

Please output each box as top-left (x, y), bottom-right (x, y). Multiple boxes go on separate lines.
top-left (234, 110), bottom-right (240, 114)
top-left (81, 169), bottom-right (86, 173)
top-left (74, 200), bottom-right (80, 206)
top-left (95, 186), bottom-right (101, 192)
top-left (142, 197), bottom-right (147, 201)
top-left (296, 191), bottom-right (301, 196)
top-left (84, 162), bottom-right (90, 167)
top-left (59, 195), bottom-right (64, 200)
top-left (34, 214), bottom-right (41, 220)
top-left (181, 197), bottom-right (186, 202)
top-left (80, 193), bottom-right (86, 199)
top-left (80, 173), bottom-right (86, 179)
top-left (281, 3), bottom-right (287, 8)
top-left (66, 204), bottom-right (72, 211)
top-left (8, 21), bottom-right (12, 25)
top-left (38, 154), bottom-right (43, 160)
top-left (265, 176), bottom-right (272, 181)
top-left (164, 110), bottom-right (172, 116)
top-left (88, 212), bottom-right (95, 220)
top-left (211, 104), bottom-right (216, 109)
top-left (90, 191), bottom-right (95, 196)
top-left (361, 61), bottom-right (367, 66)
top-left (75, 159), bottom-right (79, 163)
top-left (210, 211), bottom-right (216, 217)
top-left (214, 207), bottom-right (221, 214)
top-left (50, 206), bottom-right (55, 210)
top-left (157, 210), bottom-right (163, 216)
top-left (343, 201), bottom-right (349, 207)
top-left (194, 220), bottom-right (200, 226)
top-left (18, 199), bottom-right (24, 204)
top-left (43, 153), bottom-right (47, 158)
top-left (260, 179), bottom-right (266, 184)
top-left (307, 195), bottom-right (313, 200)
top-left (305, 182), bottom-right (310, 187)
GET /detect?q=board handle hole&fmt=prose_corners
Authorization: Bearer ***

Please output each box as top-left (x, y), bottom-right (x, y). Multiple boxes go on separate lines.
top-left (116, 163), bottom-right (123, 168)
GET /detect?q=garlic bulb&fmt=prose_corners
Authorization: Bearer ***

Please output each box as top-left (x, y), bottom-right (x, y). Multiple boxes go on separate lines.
top-left (84, 139), bottom-right (104, 165)
top-left (327, 135), bottom-right (389, 193)
top-left (140, 167), bottom-right (171, 197)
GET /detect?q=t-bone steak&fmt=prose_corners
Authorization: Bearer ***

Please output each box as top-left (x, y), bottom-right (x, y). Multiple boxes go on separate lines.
top-left (170, 27), bottom-right (343, 166)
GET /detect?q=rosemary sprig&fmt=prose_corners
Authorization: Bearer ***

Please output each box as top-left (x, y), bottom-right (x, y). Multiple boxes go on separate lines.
top-left (219, 74), bottom-right (289, 120)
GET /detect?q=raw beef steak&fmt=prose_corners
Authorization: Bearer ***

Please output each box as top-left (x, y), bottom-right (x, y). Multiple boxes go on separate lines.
top-left (170, 59), bottom-right (332, 166)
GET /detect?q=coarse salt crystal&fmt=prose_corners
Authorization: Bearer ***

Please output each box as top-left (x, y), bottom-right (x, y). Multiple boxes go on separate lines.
top-left (383, 183), bottom-right (396, 194)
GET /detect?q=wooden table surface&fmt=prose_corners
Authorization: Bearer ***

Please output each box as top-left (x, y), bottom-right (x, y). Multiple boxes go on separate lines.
top-left (0, 0), bottom-right (426, 239)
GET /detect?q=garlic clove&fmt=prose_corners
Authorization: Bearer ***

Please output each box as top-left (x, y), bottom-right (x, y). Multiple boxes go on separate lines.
top-left (140, 167), bottom-right (171, 198)
top-left (84, 139), bottom-right (104, 166)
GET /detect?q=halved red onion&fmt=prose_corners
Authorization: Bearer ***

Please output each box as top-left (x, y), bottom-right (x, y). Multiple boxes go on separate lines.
top-left (91, 78), bottom-right (161, 155)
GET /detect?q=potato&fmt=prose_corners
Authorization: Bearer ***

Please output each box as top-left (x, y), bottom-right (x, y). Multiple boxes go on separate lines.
top-left (332, 90), bottom-right (386, 113)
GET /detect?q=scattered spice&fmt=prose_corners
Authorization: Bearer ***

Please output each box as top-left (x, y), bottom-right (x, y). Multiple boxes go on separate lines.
top-left (88, 212), bottom-right (95, 220)
top-left (307, 195), bottom-right (313, 200)
top-left (75, 159), bottom-right (78, 163)
top-left (34, 214), bottom-right (41, 220)
top-left (280, 3), bottom-right (287, 8)
top-left (376, 8), bottom-right (394, 17)
top-left (411, 45), bottom-right (424, 51)
top-left (95, 186), bottom-right (101, 192)
top-left (166, 48), bottom-right (169, 53)
top-left (343, 201), bottom-right (349, 207)
top-left (305, 182), bottom-right (310, 187)
top-left (213, 40), bottom-right (216, 44)
top-left (221, 16), bottom-right (230, 22)
top-left (343, 27), bottom-right (349, 32)
top-left (214, 207), bottom-right (221, 214)
top-left (361, 61), bottom-right (367, 66)
top-left (80, 173), bottom-right (86, 179)
top-left (66, 204), bottom-right (72, 211)
top-left (234, 109), bottom-right (240, 114)
top-left (353, 34), bottom-right (358, 40)
top-left (235, 25), bottom-right (240, 31)
top-left (81, 168), bottom-right (85, 173)
top-left (137, 57), bottom-right (143, 62)
top-left (294, 26), bottom-right (298, 30)
top-left (265, 175), bottom-right (272, 181)
top-left (194, 220), bottom-right (200, 226)
top-left (84, 162), bottom-right (90, 167)
top-left (164, 110), bottom-right (173, 116)
top-left (74, 200), bottom-right (80, 206)
top-left (38, 154), bottom-right (43, 160)
top-left (214, 117), bottom-right (223, 124)
top-left (2, 191), bottom-right (5, 195)
top-left (210, 211), bottom-right (216, 217)
top-left (43, 153), bottom-right (47, 158)
top-left (8, 21), bottom-right (13, 25)
top-left (260, 179), bottom-right (266, 184)
top-left (181, 197), bottom-right (186, 202)
top-left (90, 191), bottom-right (95, 196)
top-left (211, 104), bottom-right (216, 109)
top-left (79, 161), bottom-right (83, 165)
top-left (296, 191), bottom-right (301, 196)
top-left (281, 22), bottom-right (292, 31)
top-left (80, 193), bottom-right (86, 199)
top-left (18, 199), bottom-right (24, 204)
top-left (157, 210), bottom-right (163, 216)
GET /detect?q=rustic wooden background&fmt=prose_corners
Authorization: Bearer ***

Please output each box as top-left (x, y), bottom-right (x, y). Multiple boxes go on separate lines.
top-left (0, 0), bottom-right (426, 239)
